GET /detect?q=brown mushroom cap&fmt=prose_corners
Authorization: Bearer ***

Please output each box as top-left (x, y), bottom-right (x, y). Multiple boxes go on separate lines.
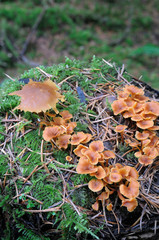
top-left (119, 179), bottom-right (139, 199)
top-left (124, 98), bottom-right (136, 108)
top-left (59, 110), bottom-right (72, 120)
top-left (111, 99), bottom-right (128, 115)
top-left (76, 158), bottom-right (98, 174)
top-left (92, 201), bottom-right (99, 211)
top-left (135, 131), bottom-right (149, 140)
top-left (137, 120), bottom-right (154, 129)
top-left (138, 155), bottom-right (153, 166)
top-left (66, 156), bottom-right (72, 161)
top-left (143, 147), bottom-right (158, 159)
top-left (97, 191), bottom-right (109, 200)
top-left (56, 134), bottom-right (71, 149)
top-left (133, 102), bottom-right (144, 113)
top-left (144, 102), bottom-right (159, 116)
top-left (122, 198), bottom-right (138, 212)
top-left (74, 144), bottom-right (88, 157)
top-left (127, 167), bottom-right (139, 180)
top-left (89, 140), bottom-right (104, 152)
top-left (70, 132), bottom-right (87, 145)
top-left (66, 122), bottom-right (77, 134)
top-left (123, 108), bottom-right (135, 118)
top-left (84, 149), bottom-right (101, 165)
top-left (119, 166), bottom-right (130, 178)
top-left (43, 126), bottom-right (65, 141)
top-left (81, 133), bottom-right (92, 143)
top-left (94, 166), bottom-right (106, 179)
top-left (109, 172), bottom-right (122, 183)
top-left (103, 150), bottom-right (115, 159)
top-left (133, 95), bottom-right (149, 103)
top-left (107, 203), bottom-right (113, 211)
top-left (115, 125), bottom-right (127, 133)
top-left (9, 79), bottom-right (65, 113)
top-left (125, 85), bottom-right (144, 96)
top-left (88, 179), bottom-right (104, 192)
top-left (131, 114), bottom-right (144, 122)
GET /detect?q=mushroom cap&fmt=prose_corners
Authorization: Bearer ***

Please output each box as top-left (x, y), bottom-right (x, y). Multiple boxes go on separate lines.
top-left (107, 203), bottom-right (113, 211)
top-left (138, 155), bottom-right (153, 166)
top-left (109, 172), bottom-right (122, 183)
top-left (52, 117), bottom-right (66, 126)
top-left (133, 102), bottom-right (144, 113)
top-left (148, 126), bottom-right (159, 131)
top-left (84, 149), bottom-right (101, 165)
top-left (141, 113), bottom-right (157, 121)
top-left (76, 158), bottom-right (98, 174)
top-left (123, 108), bottom-right (135, 118)
top-left (137, 120), bottom-right (154, 129)
top-left (88, 179), bottom-right (104, 192)
top-left (111, 99), bottom-right (128, 115)
top-left (131, 114), bottom-right (144, 122)
top-left (122, 198), bottom-right (138, 212)
top-left (66, 156), bottom-right (72, 161)
top-left (115, 124), bottom-right (127, 133)
top-left (127, 167), bottom-right (139, 180)
top-left (92, 201), bottom-right (99, 211)
top-left (59, 110), bottom-right (72, 120)
top-left (141, 139), bottom-right (151, 148)
top-left (125, 85), bottom-right (144, 96)
top-left (89, 140), bottom-right (104, 152)
top-left (81, 133), bottom-right (92, 143)
top-left (43, 126), bottom-right (65, 141)
top-left (124, 98), bottom-right (136, 108)
top-left (119, 166), bottom-right (130, 178)
top-left (103, 150), bottom-right (115, 159)
top-left (134, 151), bottom-right (142, 158)
top-left (94, 166), bottom-right (106, 179)
top-left (97, 191), bottom-right (109, 200)
top-left (70, 132), bottom-right (87, 145)
top-left (9, 79), bottom-right (65, 113)
top-left (133, 95), bottom-right (149, 103)
top-left (135, 131), bottom-right (149, 140)
top-left (144, 102), bottom-right (159, 116)
top-left (143, 147), bottom-right (158, 159)
top-left (56, 134), bottom-right (71, 149)
top-left (119, 179), bottom-right (139, 199)
top-left (66, 122), bottom-right (77, 134)
top-left (74, 144), bottom-right (88, 157)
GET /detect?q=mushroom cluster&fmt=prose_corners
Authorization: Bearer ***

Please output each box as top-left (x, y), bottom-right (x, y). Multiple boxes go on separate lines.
top-left (112, 85), bottom-right (159, 166)
top-left (74, 141), bottom-right (139, 212)
top-left (43, 110), bottom-right (92, 149)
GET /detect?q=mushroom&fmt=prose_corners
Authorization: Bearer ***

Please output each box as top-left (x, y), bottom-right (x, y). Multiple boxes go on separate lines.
top-left (59, 110), bottom-right (73, 120)
top-left (89, 140), bottom-right (104, 152)
top-left (111, 99), bottom-right (128, 115)
top-left (66, 156), bottom-right (72, 161)
top-left (66, 122), bottom-right (77, 134)
top-left (121, 198), bottom-right (138, 212)
top-left (43, 126), bottom-right (65, 141)
top-left (137, 120), bottom-right (154, 129)
top-left (76, 158), bottom-right (98, 174)
top-left (94, 166), bottom-right (106, 179)
top-left (143, 147), bottom-right (158, 159)
top-left (74, 144), bottom-right (88, 157)
top-left (70, 132), bottom-right (87, 145)
top-left (92, 201), bottom-right (99, 211)
top-left (144, 101), bottom-right (159, 116)
top-left (107, 203), bottom-right (113, 211)
top-left (109, 172), bottom-right (122, 183)
top-left (81, 133), bottom-right (92, 143)
top-left (83, 149), bottom-right (101, 165)
top-left (119, 179), bottom-right (139, 199)
top-left (9, 79), bottom-right (65, 113)
top-left (135, 131), bottom-right (149, 141)
top-left (138, 155), bottom-right (153, 166)
top-left (115, 124), bottom-right (127, 143)
top-left (97, 191), bottom-right (109, 201)
top-left (124, 85), bottom-right (144, 96)
top-left (56, 134), bottom-right (71, 149)
top-left (88, 179), bottom-right (104, 192)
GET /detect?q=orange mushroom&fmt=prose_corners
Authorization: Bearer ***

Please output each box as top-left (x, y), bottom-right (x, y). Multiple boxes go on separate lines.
top-left (88, 179), bottom-right (104, 192)
top-left (107, 203), bottom-right (113, 211)
top-left (9, 79), bottom-right (65, 113)
top-left (66, 156), bottom-right (72, 161)
top-left (124, 85), bottom-right (144, 96)
top-left (74, 144), bottom-right (88, 157)
top-left (76, 158), bottom-right (98, 174)
top-left (103, 150), bottom-right (115, 159)
top-left (143, 147), bottom-right (158, 159)
top-left (138, 155), bottom-right (153, 166)
top-left (43, 126), bottom-right (65, 141)
top-left (109, 172), bottom-right (122, 183)
top-left (89, 140), bottom-right (104, 153)
top-left (144, 101), bottom-right (159, 116)
top-left (81, 133), bottom-right (92, 143)
top-left (92, 201), bottom-right (99, 211)
top-left (137, 120), bottom-right (154, 129)
top-left (56, 134), bottom-right (71, 149)
top-left (59, 110), bottom-right (73, 120)
top-left (111, 99), bottom-right (128, 115)
top-left (66, 122), bottom-right (77, 134)
top-left (97, 191), bottom-right (109, 201)
top-left (119, 179), bottom-right (139, 199)
top-left (83, 149), bottom-right (101, 165)
top-left (70, 132), bottom-right (87, 145)
top-left (115, 124), bottom-right (127, 142)
top-left (135, 131), bottom-right (149, 141)
top-left (94, 166), bottom-right (106, 179)
top-left (121, 198), bottom-right (138, 212)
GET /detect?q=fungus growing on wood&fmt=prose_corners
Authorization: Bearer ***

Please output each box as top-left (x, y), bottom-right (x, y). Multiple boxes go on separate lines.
top-left (76, 158), bottom-right (98, 174)
top-left (89, 140), bottom-right (104, 152)
top-left (121, 198), bottom-right (138, 212)
top-left (88, 179), bottom-right (104, 192)
top-left (111, 99), bottom-right (128, 115)
top-left (119, 179), bottom-right (139, 199)
top-left (9, 79), bottom-right (65, 113)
